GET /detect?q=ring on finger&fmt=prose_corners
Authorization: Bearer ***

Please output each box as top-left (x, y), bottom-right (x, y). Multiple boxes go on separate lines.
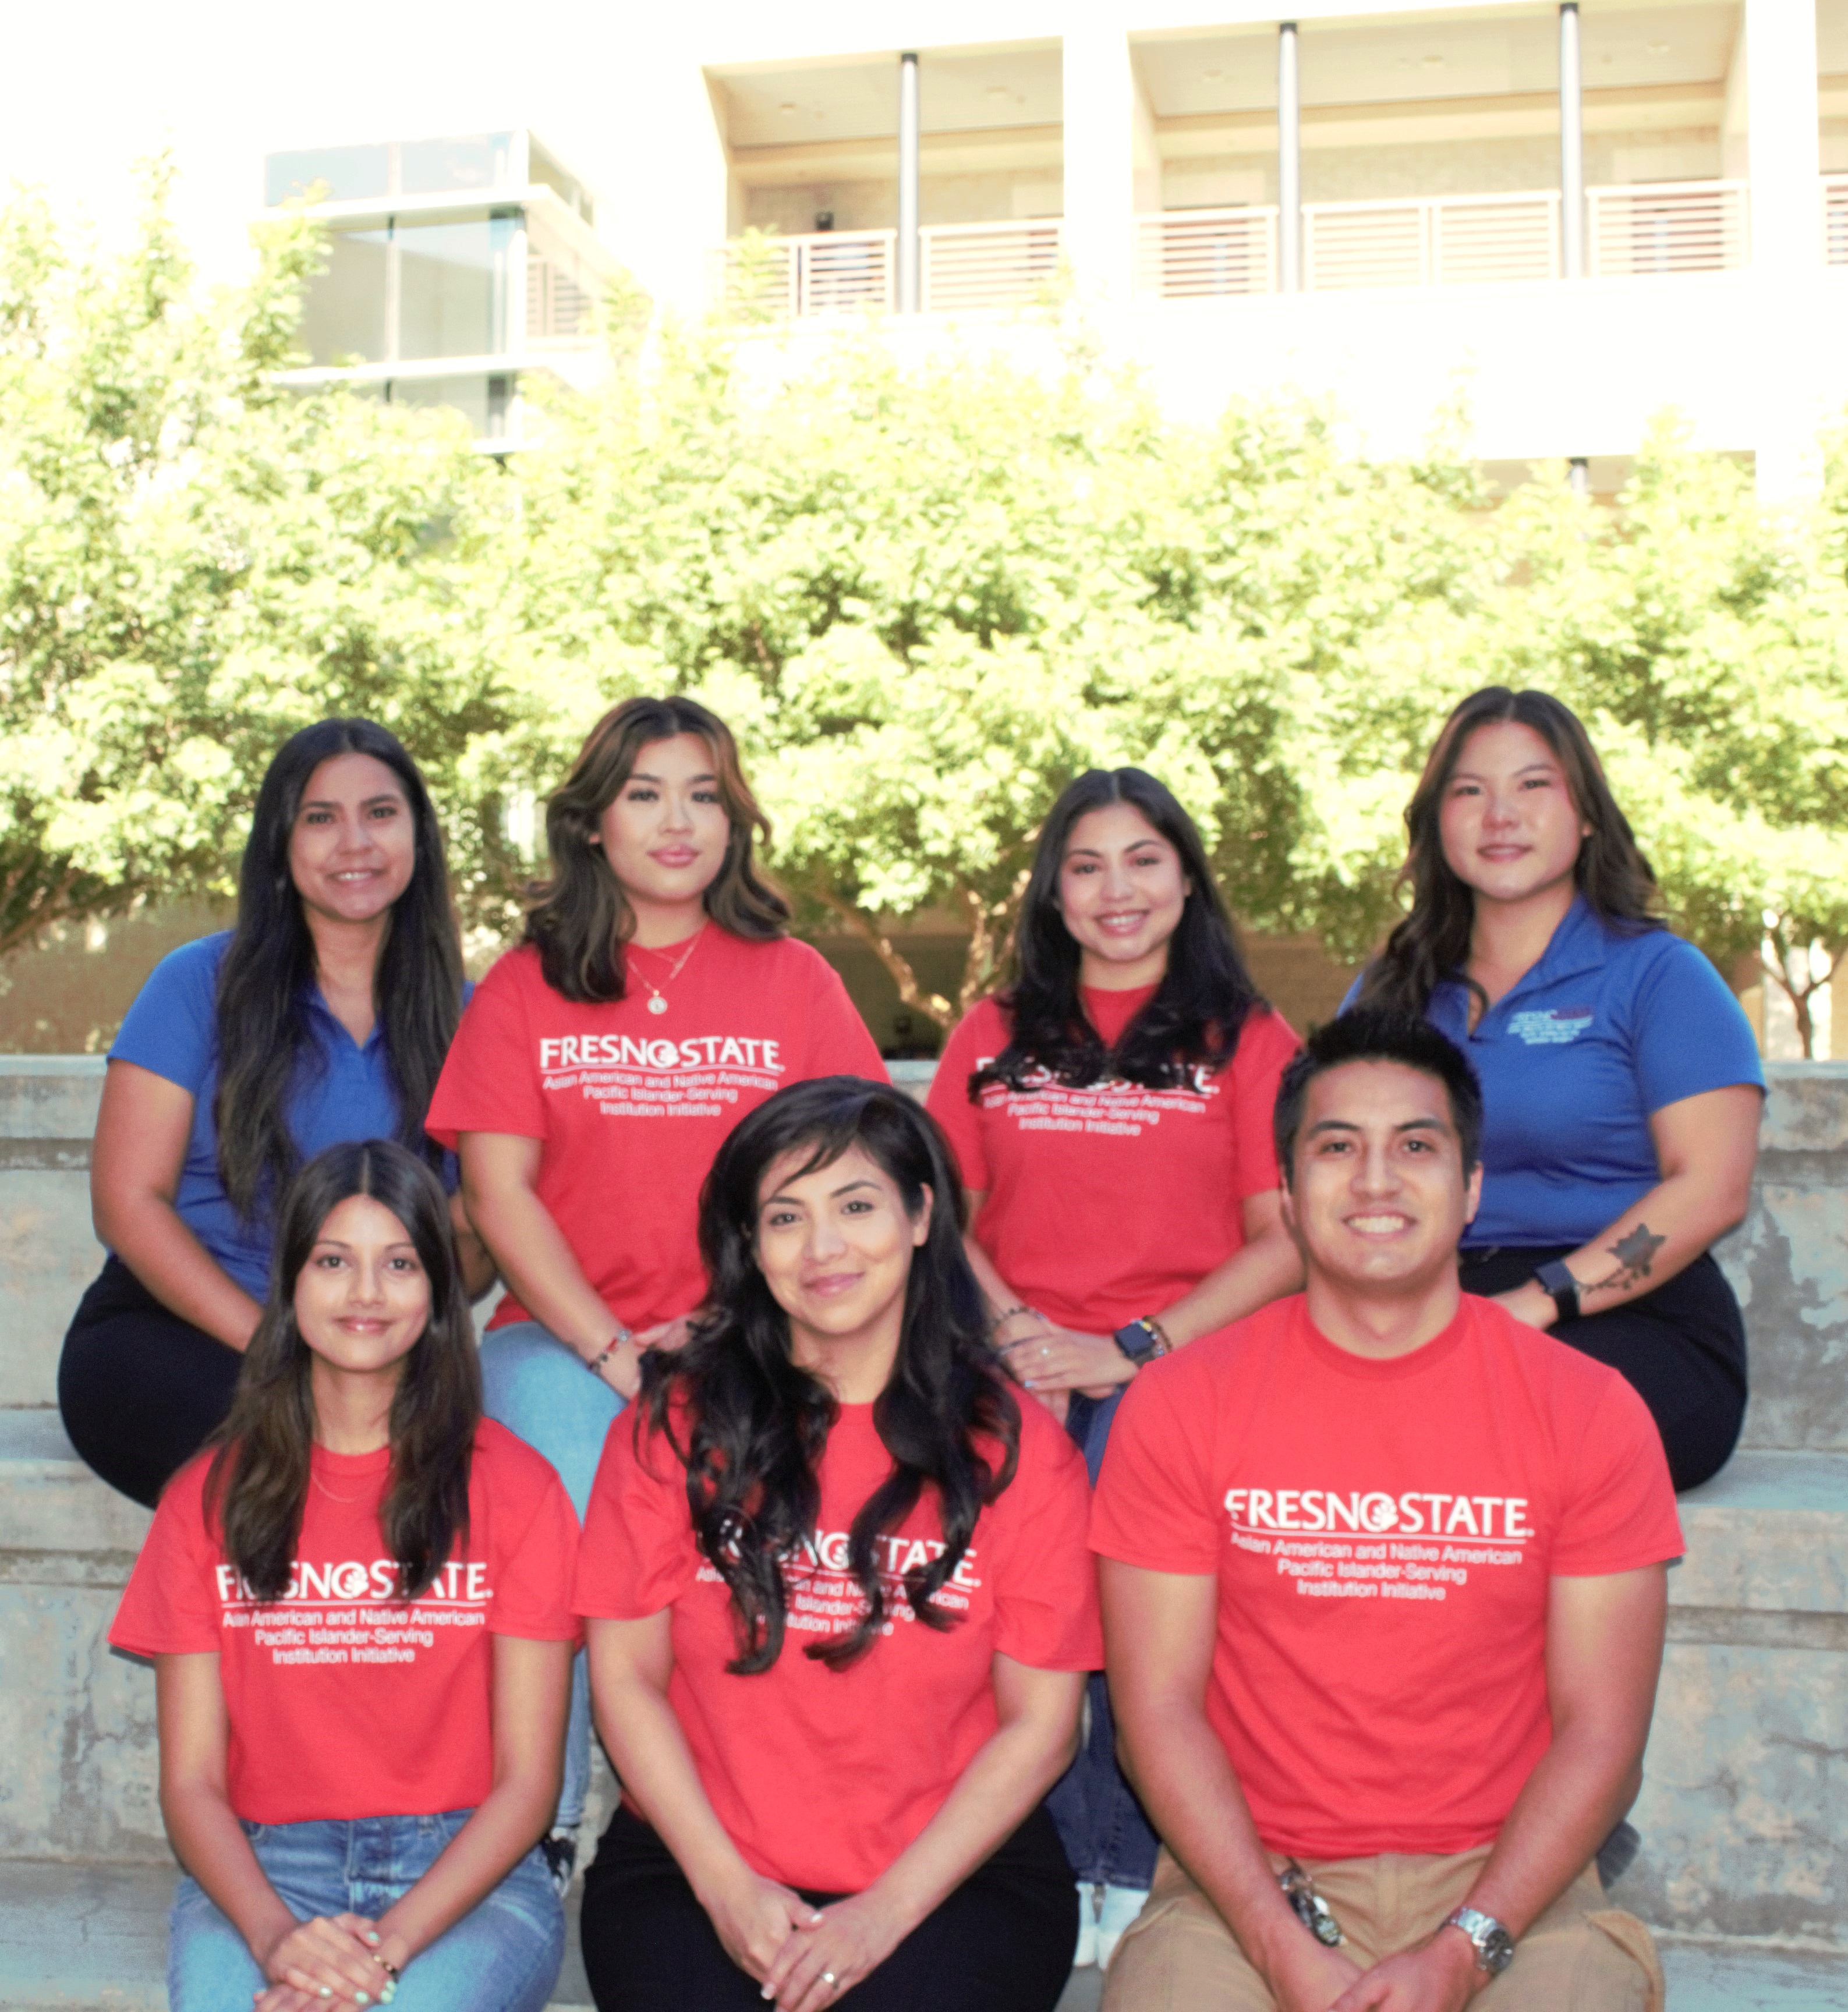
top-left (822, 1973), bottom-right (837, 1989)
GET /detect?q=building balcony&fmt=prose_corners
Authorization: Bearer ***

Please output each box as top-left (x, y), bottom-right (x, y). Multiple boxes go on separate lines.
top-left (1141, 177), bottom-right (1749, 298)
top-left (711, 218), bottom-right (1064, 318)
top-left (712, 177), bottom-right (1776, 318)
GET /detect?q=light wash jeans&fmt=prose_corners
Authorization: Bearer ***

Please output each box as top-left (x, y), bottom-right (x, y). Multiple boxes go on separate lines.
top-left (480, 1319), bottom-right (627, 1833)
top-left (167, 1811), bottom-right (562, 2012)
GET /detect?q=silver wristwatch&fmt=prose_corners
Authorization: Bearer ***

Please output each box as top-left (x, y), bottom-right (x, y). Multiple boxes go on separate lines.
top-left (1443, 1905), bottom-right (1516, 1975)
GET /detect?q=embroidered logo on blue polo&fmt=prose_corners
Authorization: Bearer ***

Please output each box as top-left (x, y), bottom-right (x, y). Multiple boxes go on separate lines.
top-left (1507, 1007), bottom-right (1594, 1046)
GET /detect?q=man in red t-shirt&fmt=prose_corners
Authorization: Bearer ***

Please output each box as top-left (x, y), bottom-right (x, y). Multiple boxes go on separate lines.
top-left (1092, 1011), bottom-right (1679, 2012)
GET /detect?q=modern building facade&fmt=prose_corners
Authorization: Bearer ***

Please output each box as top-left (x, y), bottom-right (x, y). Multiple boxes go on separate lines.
top-left (263, 128), bottom-right (617, 448)
top-left (646, 0), bottom-right (1840, 501)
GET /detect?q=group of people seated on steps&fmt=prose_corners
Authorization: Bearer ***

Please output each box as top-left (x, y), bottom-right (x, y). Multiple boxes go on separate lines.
top-left (67, 686), bottom-right (1763, 2011)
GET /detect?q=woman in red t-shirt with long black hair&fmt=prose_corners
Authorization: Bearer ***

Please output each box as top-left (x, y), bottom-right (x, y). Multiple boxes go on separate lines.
top-left (575, 1077), bottom-right (1100, 2012)
top-left (925, 765), bottom-right (1302, 1965)
top-left (426, 696), bottom-right (884, 1883)
top-left (111, 1139), bottom-right (579, 2012)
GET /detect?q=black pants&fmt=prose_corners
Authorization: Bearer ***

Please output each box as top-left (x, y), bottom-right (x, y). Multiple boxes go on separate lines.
top-left (579, 1804), bottom-right (1077, 2012)
top-left (58, 1256), bottom-right (244, 1508)
top-left (1460, 1247), bottom-right (1746, 1492)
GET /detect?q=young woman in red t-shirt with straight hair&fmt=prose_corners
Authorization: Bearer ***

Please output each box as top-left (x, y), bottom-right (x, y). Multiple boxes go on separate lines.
top-left (575, 1077), bottom-right (1101, 2012)
top-left (425, 697), bottom-right (884, 1880)
top-left (924, 766), bottom-right (1302, 1964)
top-left (111, 1140), bottom-right (579, 2012)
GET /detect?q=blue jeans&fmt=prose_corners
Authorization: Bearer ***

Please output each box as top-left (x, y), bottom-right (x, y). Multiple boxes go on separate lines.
top-left (167, 1811), bottom-right (562, 2012)
top-left (480, 1319), bottom-right (626, 1832)
top-left (1046, 1388), bottom-right (1160, 1891)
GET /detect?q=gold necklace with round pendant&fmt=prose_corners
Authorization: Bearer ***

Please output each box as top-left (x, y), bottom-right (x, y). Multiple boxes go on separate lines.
top-left (629, 928), bottom-right (704, 1015)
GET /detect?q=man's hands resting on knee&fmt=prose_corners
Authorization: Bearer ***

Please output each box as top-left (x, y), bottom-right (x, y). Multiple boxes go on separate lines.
top-left (1325, 1926), bottom-right (1484, 2011)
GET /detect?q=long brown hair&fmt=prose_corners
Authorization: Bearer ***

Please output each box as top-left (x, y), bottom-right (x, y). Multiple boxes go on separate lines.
top-left (1355, 687), bottom-right (1661, 1017)
top-left (203, 1140), bottom-right (481, 1603)
top-left (522, 696), bottom-right (790, 1002)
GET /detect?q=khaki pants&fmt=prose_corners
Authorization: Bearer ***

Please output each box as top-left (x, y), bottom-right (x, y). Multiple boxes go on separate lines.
top-left (1103, 1844), bottom-right (1663, 2012)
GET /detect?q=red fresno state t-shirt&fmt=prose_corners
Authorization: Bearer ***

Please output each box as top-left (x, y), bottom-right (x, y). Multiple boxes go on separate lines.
top-left (109, 1421), bottom-right (579, 1824)
top-left (426, 932), bottom-right (886, 1330)
top-left (575, 1395), bottom-right (1102, 1893)
top-left (926, 990), bottom-right (1300, 1332)
top-left (1090, 1294), bottom-right (1682, 1859)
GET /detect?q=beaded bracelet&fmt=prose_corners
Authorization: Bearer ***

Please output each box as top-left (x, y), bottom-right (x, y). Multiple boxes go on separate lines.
top-left (585, 1326), bottom-right (634, 1377)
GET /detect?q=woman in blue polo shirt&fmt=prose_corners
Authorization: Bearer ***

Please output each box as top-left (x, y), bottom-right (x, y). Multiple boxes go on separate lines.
top-left (57, 718), bottom-right (485, 1508)
top-left (1350, 686), bottom-right (1763, 1491)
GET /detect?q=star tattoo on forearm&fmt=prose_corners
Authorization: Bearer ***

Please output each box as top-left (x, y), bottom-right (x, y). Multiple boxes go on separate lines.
top-left (1590, 1223), bottom-right (1665, 1296)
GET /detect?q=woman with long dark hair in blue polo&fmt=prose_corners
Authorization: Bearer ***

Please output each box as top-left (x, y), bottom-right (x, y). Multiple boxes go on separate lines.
top-left (59, 719), bottom-right (486, 1509)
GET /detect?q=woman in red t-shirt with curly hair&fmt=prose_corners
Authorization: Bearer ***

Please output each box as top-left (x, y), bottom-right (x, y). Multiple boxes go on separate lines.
top-left (575, 1078), bottom-right (1100, 2012)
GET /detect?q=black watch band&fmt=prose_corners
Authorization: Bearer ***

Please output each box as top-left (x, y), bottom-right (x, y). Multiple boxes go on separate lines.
top-left (1113, 1318), bottom-right (1170, 1366)
top-left (1532, 1259), bottom-right (1581, 1325)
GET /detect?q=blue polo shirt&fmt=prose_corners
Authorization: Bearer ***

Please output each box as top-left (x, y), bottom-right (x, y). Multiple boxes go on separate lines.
top-left (108, 933), bottom-right (463, 1297)
top-left (1342, 898), bottom-right (1763, 1249)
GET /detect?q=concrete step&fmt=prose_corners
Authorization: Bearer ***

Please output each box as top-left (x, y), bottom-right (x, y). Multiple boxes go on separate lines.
top-left (0, 1861), bottom-right (1839, 2011)
top-left (5, 1055), bottom-right (1847, 1454)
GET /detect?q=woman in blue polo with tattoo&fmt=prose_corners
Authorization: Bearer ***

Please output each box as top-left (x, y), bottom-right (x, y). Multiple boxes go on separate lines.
top-left (1349, 686), bottom-right (1763, 1492)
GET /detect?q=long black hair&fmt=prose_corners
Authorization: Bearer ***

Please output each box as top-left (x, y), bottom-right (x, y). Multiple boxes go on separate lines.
top-left (1354, 688), bottom-right (1662, 1018)
top-left (203, 1140), bottom-right (482, 1603)
top-left (523, 695), bottom-right (789, 1003)
top-left (643, 1076), bottom-right (1019, 1676)
top-left (214, 720), bottom-right (464, 1220)
top-left (973, 767), bottom-right (1263, 1094)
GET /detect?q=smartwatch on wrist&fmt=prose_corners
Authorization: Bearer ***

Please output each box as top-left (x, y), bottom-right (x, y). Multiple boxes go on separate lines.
top-left (1443, 1905), bottom-right (1516, 1975)
top-left (1532, 1259), bottom-right (1581, 1325)
top-left (1113, 1317), bottom-right (1171, 1367)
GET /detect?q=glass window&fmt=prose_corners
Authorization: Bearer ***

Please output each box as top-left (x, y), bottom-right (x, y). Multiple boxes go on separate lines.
top-left (387, 373), bottom-right (512, 439)
top-left (265, 146), bottom-right (390, 207)
top-left (399, 133), bottom-right (516, 196)
top-left (298, 229), bottom-right (390, 363)
top-left (395, 217), bottom-right (512, 359)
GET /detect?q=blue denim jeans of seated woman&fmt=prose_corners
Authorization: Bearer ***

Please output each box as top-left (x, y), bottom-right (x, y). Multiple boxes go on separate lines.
top-left (1047, 1387), bottom-right (1160, 1892)
top-left (480, 1320), bottom-right (627, 1833)
top-left (167, 1811), bottom-right (562, 2012)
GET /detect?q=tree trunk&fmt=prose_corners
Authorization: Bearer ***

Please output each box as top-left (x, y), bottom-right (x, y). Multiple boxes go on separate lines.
top-left (815, 892), bottom-right (953, 1030)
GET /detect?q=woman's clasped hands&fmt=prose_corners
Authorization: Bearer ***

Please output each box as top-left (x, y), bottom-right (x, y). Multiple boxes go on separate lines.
top-left (758, 1886), bottom-right (915, 2012)
top-left (250, 1912), bottom-right (402, 2009)
top-left (993, 1306), bottom-right (1132, 1402)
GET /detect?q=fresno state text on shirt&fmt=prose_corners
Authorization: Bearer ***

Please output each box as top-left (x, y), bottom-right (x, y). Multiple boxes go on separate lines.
top-left (978, 1058), bottom-right (1216, 1141)
top-left (540, 1032), bottom-right (785, 1121)
top-left (213, 1557), bottom-right (491, 1667)
top-left (696, 1528), bottom-right (983, 1641)
top-left (1226, 1485), bottom-right (1532, 1604)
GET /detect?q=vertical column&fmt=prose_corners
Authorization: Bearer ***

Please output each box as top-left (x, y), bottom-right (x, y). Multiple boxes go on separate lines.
top-left (1743, 0), bottom-right (1823, 498)
top-left (1278, 22), bottom-right (1301, 292)
top-left (1063, 23), bottom-right (1138, 304)
top-left (1558, 3), bottom-right (1584, 279)
top-left (1744, 0), bottom-right (1821, 277)
top-left (897, 51), bottom-right (921, 311)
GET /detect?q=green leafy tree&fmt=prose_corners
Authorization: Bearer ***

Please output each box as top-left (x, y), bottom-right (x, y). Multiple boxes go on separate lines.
top-left (12, 167), bottom-right (1848, 1057)
top-left (0, 164), bottom-right (509, 953)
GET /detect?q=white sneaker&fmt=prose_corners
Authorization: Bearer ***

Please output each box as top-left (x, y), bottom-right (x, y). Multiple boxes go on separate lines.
top-left (1096, 1883), bottom-right (1148, 1968)
top-left (1073, 1882), bottom-right (1101, 1967)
